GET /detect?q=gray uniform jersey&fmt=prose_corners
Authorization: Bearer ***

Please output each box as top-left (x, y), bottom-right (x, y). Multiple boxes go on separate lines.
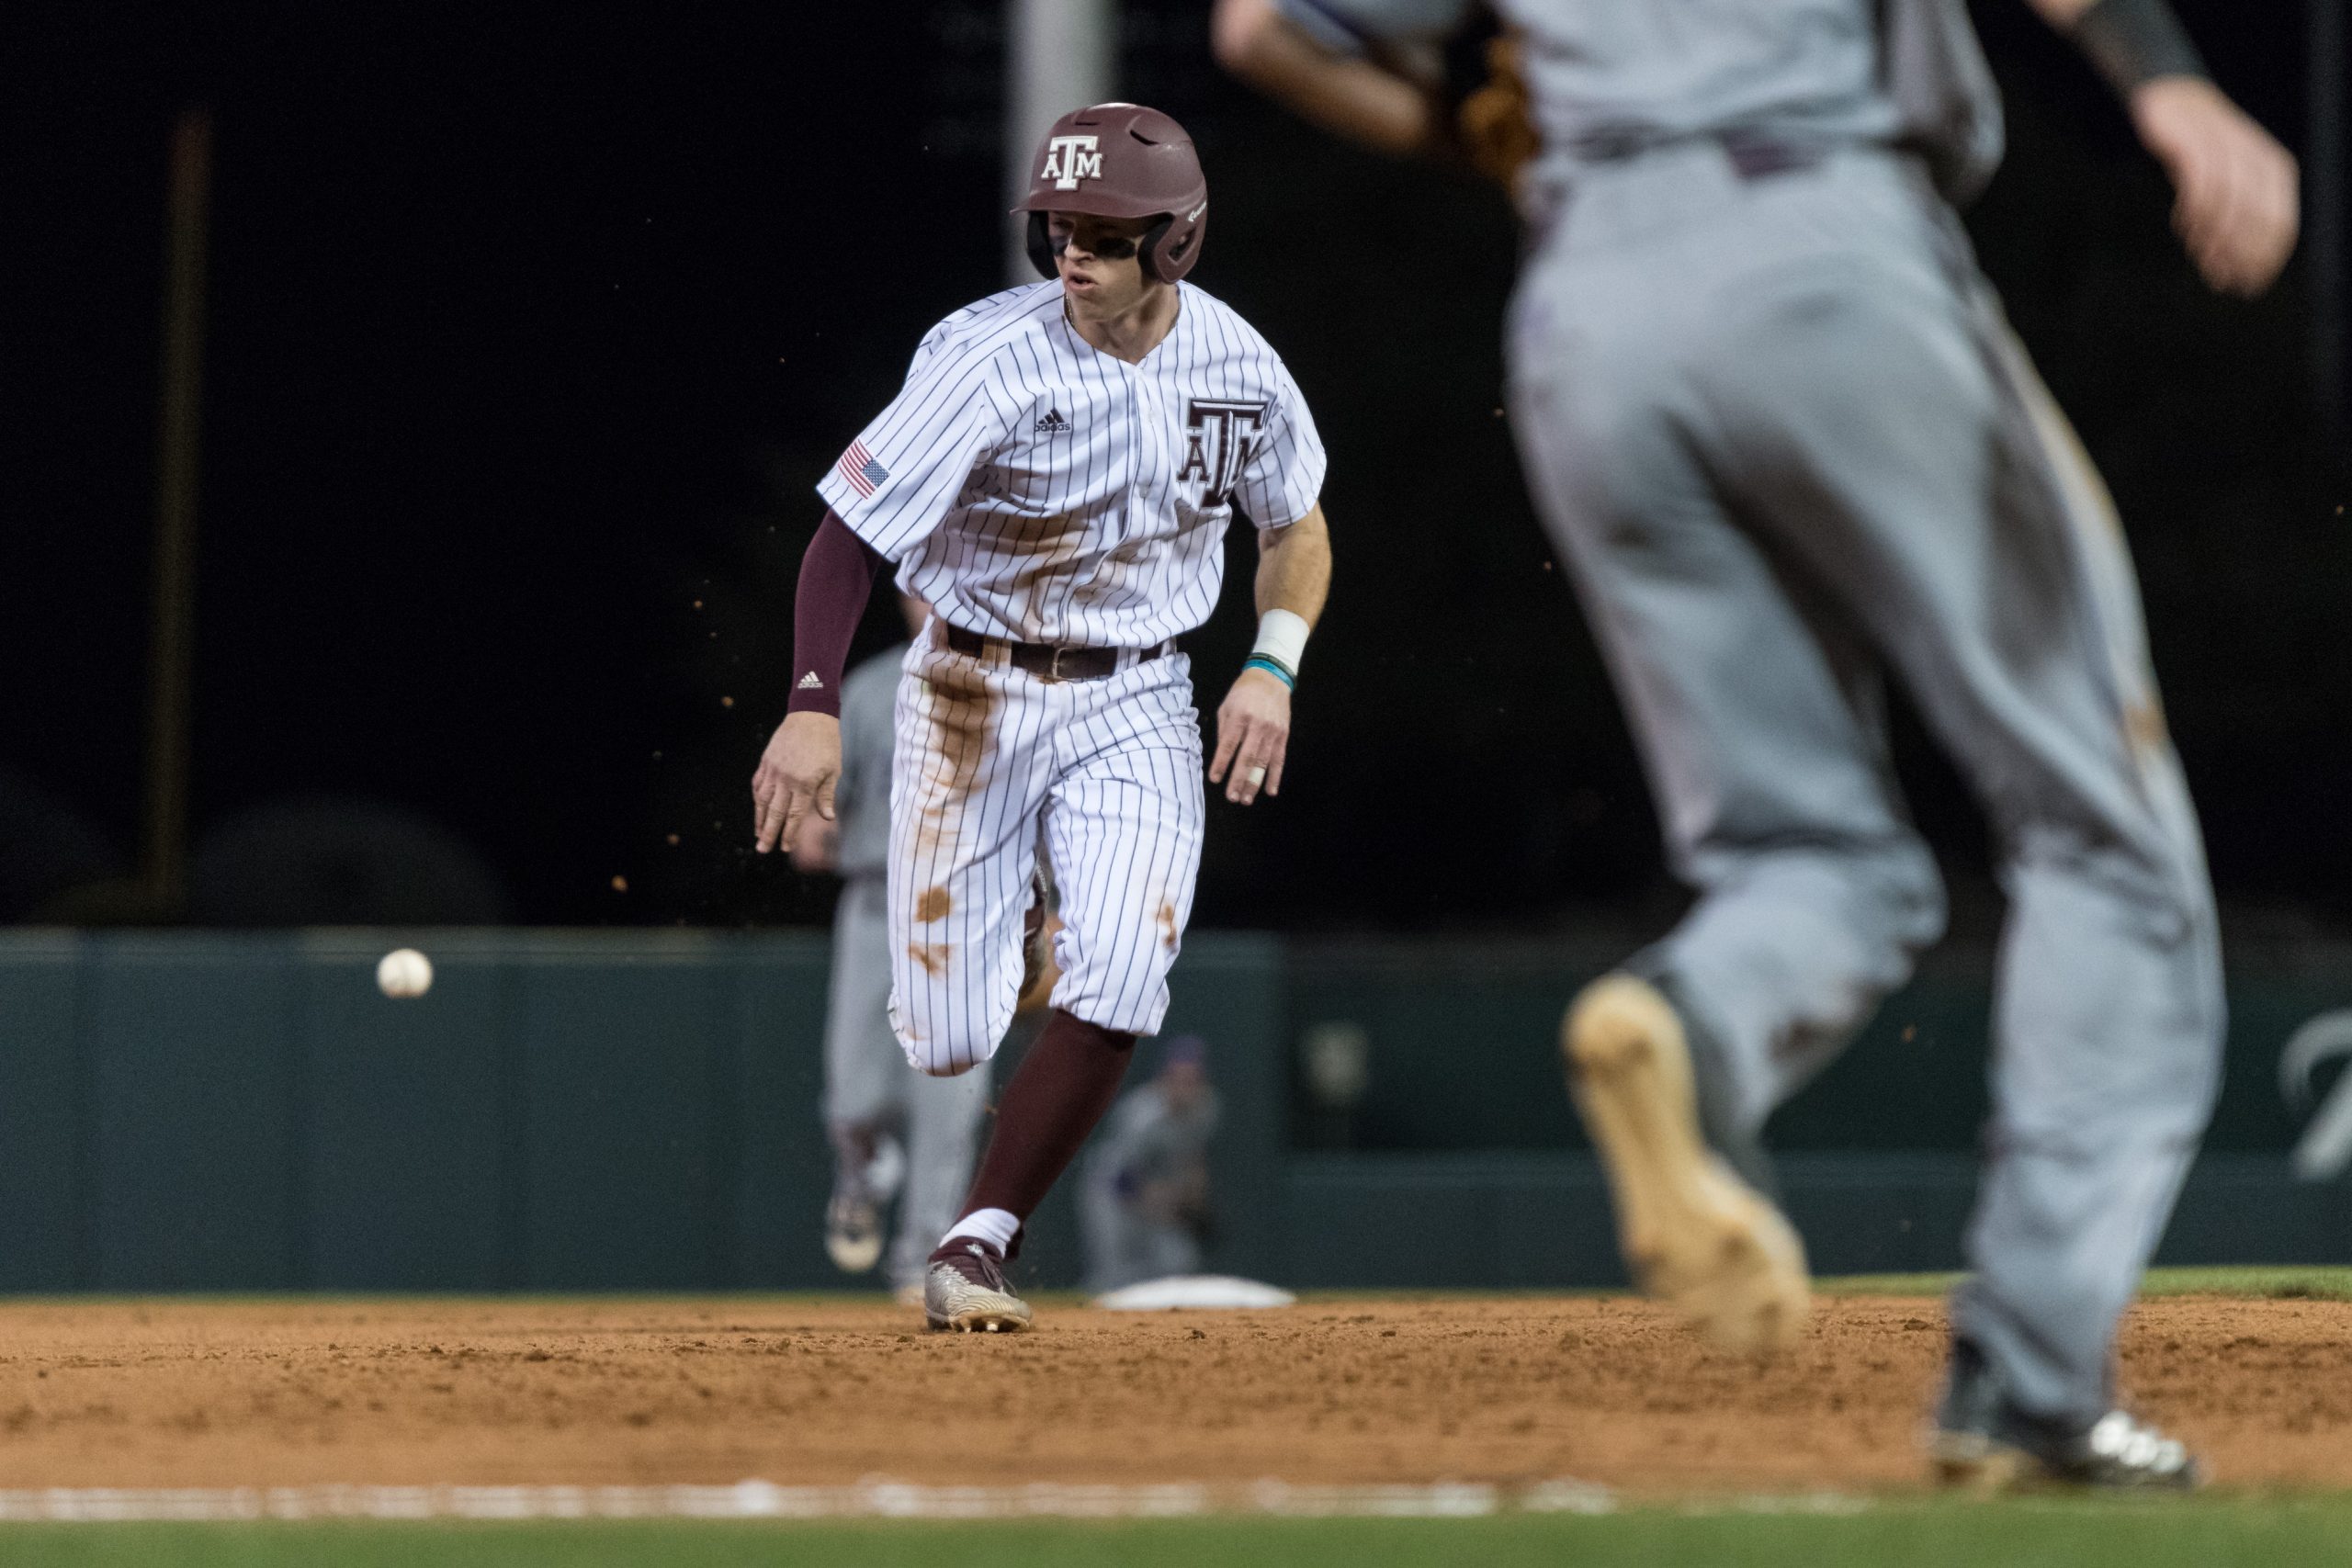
top-left (1279, 0), bottom-right (2001, 211)
top-left (832, 643), bottom-right (909, 882)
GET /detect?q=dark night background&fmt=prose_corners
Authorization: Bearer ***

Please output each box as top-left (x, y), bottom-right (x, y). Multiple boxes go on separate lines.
top-left (4, 3), bottom-right (2346, 937)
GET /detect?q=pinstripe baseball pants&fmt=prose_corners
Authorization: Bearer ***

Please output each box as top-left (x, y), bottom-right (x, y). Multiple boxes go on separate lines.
top-left (887, 620), bottom-right (1204, 1073)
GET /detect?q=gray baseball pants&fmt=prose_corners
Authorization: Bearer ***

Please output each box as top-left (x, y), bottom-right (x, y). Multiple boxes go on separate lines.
top-left (825, 875), bottom-right (991, 1290)
top-left (1506, 141), bottom-right (2224, 1423)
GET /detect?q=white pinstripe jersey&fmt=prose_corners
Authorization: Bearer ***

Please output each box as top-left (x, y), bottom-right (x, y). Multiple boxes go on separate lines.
top-left (816, 280), bottom-right (1326, 649)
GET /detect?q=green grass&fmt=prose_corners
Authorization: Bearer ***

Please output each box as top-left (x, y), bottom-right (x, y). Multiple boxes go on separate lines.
top-left (1817, 1267), bottom-right (2352, 1301)
top-left (10, 1499), bottom-right (2352, 1568)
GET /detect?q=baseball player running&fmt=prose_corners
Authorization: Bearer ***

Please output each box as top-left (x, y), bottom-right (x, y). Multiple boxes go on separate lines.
top-left (794, 593), bottom-right (992, 1302)
top-left (752, 102), bottom-right (1333, 1333)
top-left (1218, 0), bottom-right (2295, 1488)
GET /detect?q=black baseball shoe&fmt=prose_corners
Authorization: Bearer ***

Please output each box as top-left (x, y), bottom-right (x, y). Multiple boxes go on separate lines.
top-left (1929, 1337), bottom-right (2200, 1491)
top-left (922, 1236), bottom-right (1033, 1333)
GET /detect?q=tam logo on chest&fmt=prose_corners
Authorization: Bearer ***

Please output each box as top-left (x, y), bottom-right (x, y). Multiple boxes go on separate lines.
top-left (1179, 399), bottom-right (1267, 509)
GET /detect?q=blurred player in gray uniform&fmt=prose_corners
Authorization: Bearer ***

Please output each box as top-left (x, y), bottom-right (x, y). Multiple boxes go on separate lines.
top-left (795, 596), bottom-right (991, 1300)
top-left (1082, 1035), bottom-right (1220, 1292)
top-left (1218, 0), bottom-right (2296, 1489)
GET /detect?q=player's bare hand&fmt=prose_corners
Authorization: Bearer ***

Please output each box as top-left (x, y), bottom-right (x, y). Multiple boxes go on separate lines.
top-left (1209, 668), bottom-right (1291, 807)
top-left (2132, 76), bottom-right (2299, 297)
top-left (752, 712), bottom-right (842, 855)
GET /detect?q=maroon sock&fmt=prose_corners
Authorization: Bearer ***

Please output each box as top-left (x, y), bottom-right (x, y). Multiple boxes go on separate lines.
top-left (955, 1010), bottom-right (1136, 1240)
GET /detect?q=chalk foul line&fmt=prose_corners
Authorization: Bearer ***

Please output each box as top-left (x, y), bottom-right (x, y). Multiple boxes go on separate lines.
top-left (0, 1478), bottom-right (1626, 1523)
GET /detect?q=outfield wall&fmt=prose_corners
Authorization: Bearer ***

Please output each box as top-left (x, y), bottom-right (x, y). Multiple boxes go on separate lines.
top-left (0, 931), bottom-right (2344, 1292)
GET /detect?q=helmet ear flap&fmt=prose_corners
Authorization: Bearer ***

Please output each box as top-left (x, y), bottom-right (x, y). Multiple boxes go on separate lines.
top-left (1024, 211), bottom-right (1058, 279)
top-left (1136, 215), bottom-right (1175, 282)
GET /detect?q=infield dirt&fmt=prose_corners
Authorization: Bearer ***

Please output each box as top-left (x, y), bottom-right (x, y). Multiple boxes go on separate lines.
top-left (0, 1294), bottom-right (2345, 1495)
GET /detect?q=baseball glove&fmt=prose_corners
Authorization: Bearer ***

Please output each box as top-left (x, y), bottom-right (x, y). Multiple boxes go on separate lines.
top-left (1454, 34), bottom-right (1540, 191)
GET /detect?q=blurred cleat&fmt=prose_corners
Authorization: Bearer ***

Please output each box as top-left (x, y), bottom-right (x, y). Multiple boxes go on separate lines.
top-left (824, 1167), bottom-right (884, 1276)
top-left (924, 1237), bottom-right (1033, 1333)
top-left (1565, 974), bottom-right (1810, 1356)
top-left (1930, 1338), bottom-right (2200, 1492)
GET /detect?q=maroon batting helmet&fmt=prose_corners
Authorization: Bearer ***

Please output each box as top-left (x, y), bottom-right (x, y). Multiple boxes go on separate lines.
top-left (1012, 103), bottom-right (1208, 284)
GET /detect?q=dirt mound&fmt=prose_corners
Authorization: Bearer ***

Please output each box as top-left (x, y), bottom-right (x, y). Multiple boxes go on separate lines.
top-left (0, 1294), bottom-right (2342, 1492)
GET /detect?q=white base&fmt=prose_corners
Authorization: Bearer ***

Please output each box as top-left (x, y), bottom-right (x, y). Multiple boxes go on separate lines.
top-left (1091, 1275), bottom-right (1297, 1312)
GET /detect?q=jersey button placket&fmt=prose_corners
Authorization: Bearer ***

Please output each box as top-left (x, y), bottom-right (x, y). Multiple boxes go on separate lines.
top-left (1130, 375), bottom-right (1171, 595)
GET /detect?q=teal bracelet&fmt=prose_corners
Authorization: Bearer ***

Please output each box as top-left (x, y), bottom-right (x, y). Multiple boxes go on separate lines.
top-left (1243, 654), bottom-right (1296, 689)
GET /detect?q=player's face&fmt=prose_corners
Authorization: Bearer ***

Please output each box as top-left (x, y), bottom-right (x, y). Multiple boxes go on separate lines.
top-left (1046, 211), bottom-right (1156, 313)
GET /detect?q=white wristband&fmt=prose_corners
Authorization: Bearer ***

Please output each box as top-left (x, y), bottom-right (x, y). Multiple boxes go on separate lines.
top-left (1251, 608), bottom-right (1311, 677)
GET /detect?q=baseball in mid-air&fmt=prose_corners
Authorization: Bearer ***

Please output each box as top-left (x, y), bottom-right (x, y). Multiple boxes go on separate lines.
top-left (376, 947), bottom-right (434, 998)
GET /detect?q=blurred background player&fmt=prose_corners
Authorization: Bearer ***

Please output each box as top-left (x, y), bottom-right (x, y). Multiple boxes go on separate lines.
top-left (752, 103), bottom-right (1333, 1333)
top-left (1081, 1034), bottom-right (1220, 1292)
top-left (1217, 0), bottom-right (2296, 1489)
top-left (793, 593), bottom-right (990, 1303)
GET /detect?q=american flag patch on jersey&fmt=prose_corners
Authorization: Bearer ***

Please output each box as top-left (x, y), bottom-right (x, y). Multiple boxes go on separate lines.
top-left (838, 440), bottom-right (888, 499)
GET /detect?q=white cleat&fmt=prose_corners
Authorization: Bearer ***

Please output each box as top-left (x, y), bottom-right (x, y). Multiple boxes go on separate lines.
top-left (1565, 975), bottom-right (1811, 1356)
top-left (922, 1238), bottom-right (1034, 1334)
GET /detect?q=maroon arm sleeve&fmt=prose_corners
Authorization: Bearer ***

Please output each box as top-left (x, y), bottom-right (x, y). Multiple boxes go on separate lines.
top-left (786, 511), bottom-right (888, 718)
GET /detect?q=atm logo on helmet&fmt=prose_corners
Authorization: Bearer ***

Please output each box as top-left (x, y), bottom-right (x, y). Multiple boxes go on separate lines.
top-left (1043, 135), bottom-right (1102, 190)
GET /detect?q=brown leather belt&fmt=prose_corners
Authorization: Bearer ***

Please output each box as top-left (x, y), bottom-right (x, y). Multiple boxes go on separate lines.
top-left (942, 623), bottom-right (1175, 682)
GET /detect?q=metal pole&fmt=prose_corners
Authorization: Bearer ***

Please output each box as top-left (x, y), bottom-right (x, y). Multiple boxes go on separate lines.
top-left (1006, 0), bottom-right (1117, 286)
top-left (2312, 0), bottom-right (2346, 441)
top-left (144, 107), bottom-right (211, 914)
